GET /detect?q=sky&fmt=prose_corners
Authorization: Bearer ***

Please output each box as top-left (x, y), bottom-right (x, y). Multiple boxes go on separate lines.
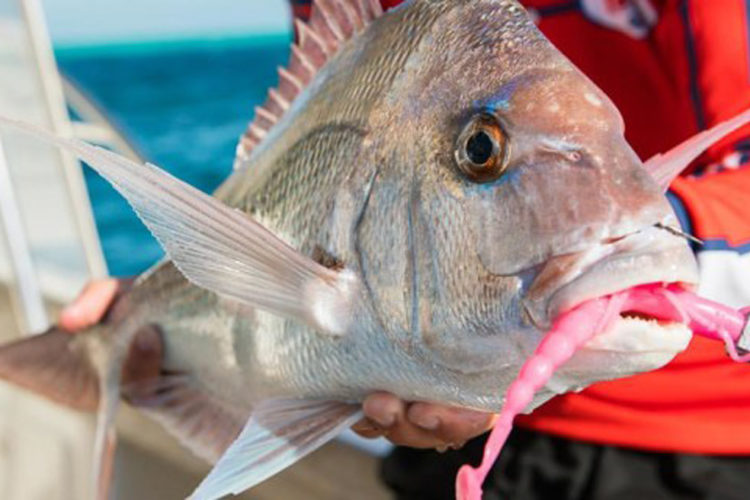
top-left (40, 0), bottom-right (290, 46)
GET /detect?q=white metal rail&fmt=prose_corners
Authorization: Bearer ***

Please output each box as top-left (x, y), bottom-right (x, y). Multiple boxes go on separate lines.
top-left (18, 0), bottom-right (107, 280)
top-left (0, 0), bottom-right (139, 334)
top-left (0, 137), bottom-right (48, 333)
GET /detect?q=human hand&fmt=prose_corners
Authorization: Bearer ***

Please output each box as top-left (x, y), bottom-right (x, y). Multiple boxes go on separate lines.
top-left (60, 278), bottom-right (163, 391)
top-left (352, 392), bottom-right (496, 450)
top-left (60, 278), bottom-right (125, 331)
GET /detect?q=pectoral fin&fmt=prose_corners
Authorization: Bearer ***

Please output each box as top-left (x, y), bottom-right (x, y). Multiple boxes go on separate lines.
top-left (124, 374), bottom-right (246, 463)
top-left (646, 108), bottom-right (750, 191)
top-left (189, 399), bottom-right (362, 500)
top-left (0, 117), bottom-right (358, 336)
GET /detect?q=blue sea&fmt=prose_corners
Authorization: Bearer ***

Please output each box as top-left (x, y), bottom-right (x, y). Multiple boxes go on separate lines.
top-left (56, 35), bottom-right (291, 276)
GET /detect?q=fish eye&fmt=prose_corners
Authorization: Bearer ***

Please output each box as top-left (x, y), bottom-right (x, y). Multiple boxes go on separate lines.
top-left (466, 131), bottom-right (494, 164)
top-left (455, 113), bottom-right (509, 183)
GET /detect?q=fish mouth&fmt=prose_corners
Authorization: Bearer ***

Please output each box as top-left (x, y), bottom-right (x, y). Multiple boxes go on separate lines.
top-left (540, 311), bottom-right (694, 399)
top-left (523, 223), bottom-right (699, 329)
top-left (523, 225), bottom-right (699, 399)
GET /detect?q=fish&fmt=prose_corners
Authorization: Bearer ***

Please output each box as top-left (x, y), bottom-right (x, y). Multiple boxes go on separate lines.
top-left (0, 0), bottom-right (747, 499)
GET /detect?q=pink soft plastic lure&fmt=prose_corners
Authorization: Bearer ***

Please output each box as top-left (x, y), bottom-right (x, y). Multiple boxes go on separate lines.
top-left (456, 284), bottom-right (750, 500)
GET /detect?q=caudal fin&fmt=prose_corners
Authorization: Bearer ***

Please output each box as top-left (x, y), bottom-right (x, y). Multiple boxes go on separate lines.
top-left (0, 327), bottom-right (100, 411)
top-left (0, 327), bottom-right (122, 500)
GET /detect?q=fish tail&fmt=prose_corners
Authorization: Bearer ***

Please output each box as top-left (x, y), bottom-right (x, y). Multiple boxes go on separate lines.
top-left (0, 322), bottom-right (134, 500)
top-left (0, 326), bottom-right (103, 411)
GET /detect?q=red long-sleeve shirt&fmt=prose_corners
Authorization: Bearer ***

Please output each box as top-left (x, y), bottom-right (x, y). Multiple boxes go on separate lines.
top-left (291, 0), bottom-right (750, 454)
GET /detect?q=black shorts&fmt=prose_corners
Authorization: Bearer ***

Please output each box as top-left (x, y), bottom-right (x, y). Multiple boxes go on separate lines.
top-left (381, 428), bottom-right (750, 500)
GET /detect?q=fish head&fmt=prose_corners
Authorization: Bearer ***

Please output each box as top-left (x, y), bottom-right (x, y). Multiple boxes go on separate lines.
top-left (361, 0), bottom-right (697, 408)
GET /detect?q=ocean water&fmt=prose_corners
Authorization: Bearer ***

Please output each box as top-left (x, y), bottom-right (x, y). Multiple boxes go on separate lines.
top-left (56, 36), bottom-right (290, 276)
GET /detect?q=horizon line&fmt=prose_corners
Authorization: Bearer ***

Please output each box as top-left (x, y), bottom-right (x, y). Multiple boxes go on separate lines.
top-left (54, 30), bottom-right (293, 57)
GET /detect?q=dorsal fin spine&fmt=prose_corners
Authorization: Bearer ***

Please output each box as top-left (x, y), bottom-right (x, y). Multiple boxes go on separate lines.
top-left (254, 106), bottom-right (278, 124)
top-left (368, 0), bottom-right (383, 17)
top-left (237, 139), bottom-right (253, 160)
top-left (235, 0), bottom-right (387, 167)
top-left (334, 0), bottom-right (360, 34)
top-left (313, 2), bottom-right (346, 44)
top-left (248, 124), bottom-right (268, 140)
top-left (347, 0), bottom-right (367, 29)
top-left (278, 67), bottom-right (304, 93)
top-left (268, 89), bottom-right (290, 111)
top-left (290, 44), bottom-right (317, 76)
top-left (350, 0), bottom-right (369, 23)
top-left (295, 19), bottom-right (331, 59)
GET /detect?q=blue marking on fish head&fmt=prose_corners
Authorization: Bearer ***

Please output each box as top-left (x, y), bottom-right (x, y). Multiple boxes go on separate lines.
top-left (472, 79), bottom-right (521, 114)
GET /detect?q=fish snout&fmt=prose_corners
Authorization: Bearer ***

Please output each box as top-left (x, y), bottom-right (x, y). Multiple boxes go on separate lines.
top-left (475, 134), bottom-right (677, 279)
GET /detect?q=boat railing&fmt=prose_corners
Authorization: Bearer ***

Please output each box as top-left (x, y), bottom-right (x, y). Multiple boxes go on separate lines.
top-left (62, 76), bottom-right (144, 161)
top-left (0, 0), bottom-right (135, 335)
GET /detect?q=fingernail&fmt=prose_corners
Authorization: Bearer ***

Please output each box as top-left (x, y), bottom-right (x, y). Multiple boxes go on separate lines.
top-left (58, 309), bottom-right (81, 331)
top-left (359, 423), bottom-right (383, 434)
top-left (60, 305), bottom-right (80, 321)
top-left (371, 412), bottom-right (396, 428)
top-left (413, 415), bottom-right (440, 431)
top-left (450, 441), bottom-right (467, 451)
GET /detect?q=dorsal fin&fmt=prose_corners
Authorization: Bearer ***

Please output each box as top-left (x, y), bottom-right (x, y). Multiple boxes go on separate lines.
top-left (235, 0), bottom-right (386, 166)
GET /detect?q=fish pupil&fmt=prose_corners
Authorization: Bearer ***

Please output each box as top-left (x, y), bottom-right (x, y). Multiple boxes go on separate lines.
top-left (466, 131), bottom-right (494, 165)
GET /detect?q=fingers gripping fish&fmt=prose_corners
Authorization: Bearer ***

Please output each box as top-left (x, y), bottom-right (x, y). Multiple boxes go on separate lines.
top-left (1, 1), bottom-right (750, 499)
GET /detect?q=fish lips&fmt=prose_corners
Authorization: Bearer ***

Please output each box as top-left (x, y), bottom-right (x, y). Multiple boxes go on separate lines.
top-left (522, 224), bottom-right (699, 330)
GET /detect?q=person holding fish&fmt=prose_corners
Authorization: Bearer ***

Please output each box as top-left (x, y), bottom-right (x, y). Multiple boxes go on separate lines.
top-left (4, 0), bottom-right (750, 499)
